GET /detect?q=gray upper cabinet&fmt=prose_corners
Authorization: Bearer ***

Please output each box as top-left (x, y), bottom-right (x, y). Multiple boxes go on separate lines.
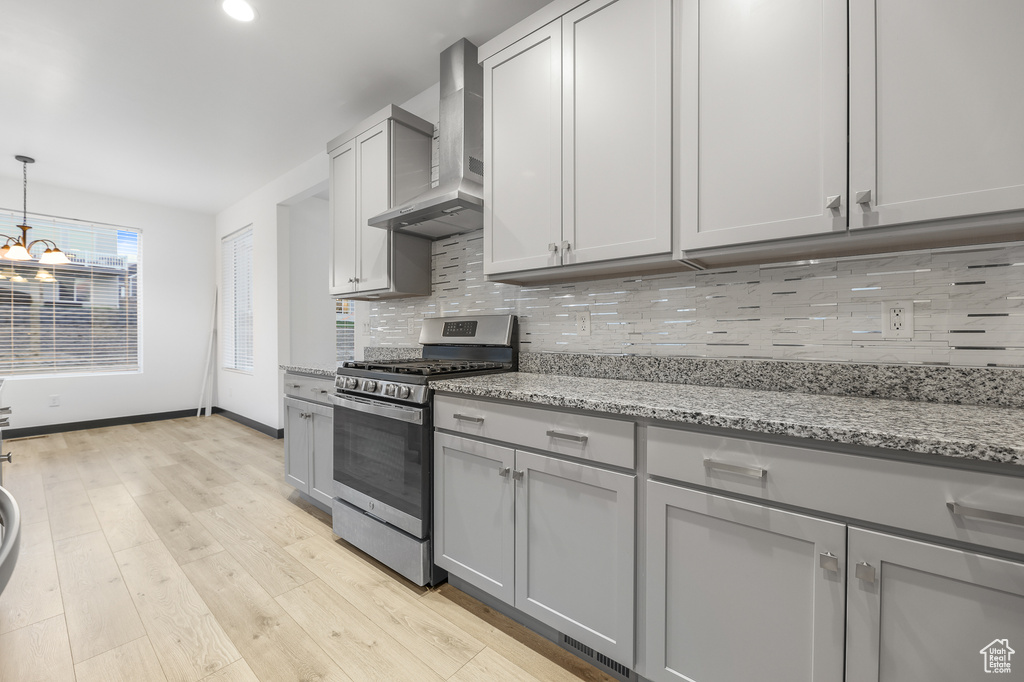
top-left (645, 482), bottom-right (846, 682)
top-left (846, 527), bottom-right (1024, 682)
top-left (676, 0), bottom-right (848, 253)
top-left (482, 0), bottom-right (674, 281)
top-left (849, 0), bottom-right (1024, 231)
top-left (327, 105), bottom-right (434, 300)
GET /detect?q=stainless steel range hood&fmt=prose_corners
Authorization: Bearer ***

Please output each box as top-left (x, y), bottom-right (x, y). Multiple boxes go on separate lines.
top-left (369, 39), bottom-right (484, 239)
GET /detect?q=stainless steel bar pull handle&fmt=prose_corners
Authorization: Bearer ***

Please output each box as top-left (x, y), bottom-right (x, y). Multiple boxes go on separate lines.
top-left (819, 552), bottom-right (840, 573)
top-left (546, 430), bottom-right (588, 444)
top-left (453, 414), bottom-right (484, 424)
top-left (0, 419), bottom-right (8, 429)
top-left (498, 467), bottom-right (510, 477)
top-left (0, 407), bottom-right (10, 415)
top-left (703, 459), bottom-right (767, 481)
top-left (855, 562), bottom-right (876, 584)
top-left (1, 453), bottom-right (11, 464)
top-left (947, 501), bottom-right (1024, 528)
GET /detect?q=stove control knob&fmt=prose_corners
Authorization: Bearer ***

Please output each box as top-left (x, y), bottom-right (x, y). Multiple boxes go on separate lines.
top-left (384, 384), bottom-right (396, 397)
top-left (398, 386), bottom-right (411, 399)
top-left (363, 380), bottom-right (378, 392)
top-left (344, 377), bottom-right (359, 390)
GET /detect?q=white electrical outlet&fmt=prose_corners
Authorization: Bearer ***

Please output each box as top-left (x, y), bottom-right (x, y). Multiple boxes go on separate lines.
top-left (48, 394), bottom-right (60, 407)
top-left (880, 300), bottom-right (914, 340)
top-left (576, 311), bottom-right (591, 337)
top-left (361, 321), bottom-right (371, 336)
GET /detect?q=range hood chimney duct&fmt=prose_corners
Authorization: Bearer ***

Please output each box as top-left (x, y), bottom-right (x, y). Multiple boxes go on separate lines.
top-left (368, 39), bottom-right (484, 239)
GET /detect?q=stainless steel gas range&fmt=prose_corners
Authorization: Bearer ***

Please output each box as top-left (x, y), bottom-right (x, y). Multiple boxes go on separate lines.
top-left (329, 314), bottom-right (517, 586)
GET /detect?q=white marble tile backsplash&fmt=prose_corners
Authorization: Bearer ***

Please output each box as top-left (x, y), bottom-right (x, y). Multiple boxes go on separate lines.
top-left (359, 231), bottom-right (1024, 367)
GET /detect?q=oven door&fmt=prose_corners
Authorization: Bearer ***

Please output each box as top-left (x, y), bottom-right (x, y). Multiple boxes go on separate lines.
top-left (330, 392), bottom-right (431, 539)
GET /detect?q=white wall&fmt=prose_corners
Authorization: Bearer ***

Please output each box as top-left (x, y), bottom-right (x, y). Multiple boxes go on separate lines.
top-left (214, 153), bottom-right (328, 430)
top-left (216, 84), bottom-right (441, 431)
top-left (0, 176), bottom-right (215, 429)
top-left (284, 195), bottom-right (335, 369)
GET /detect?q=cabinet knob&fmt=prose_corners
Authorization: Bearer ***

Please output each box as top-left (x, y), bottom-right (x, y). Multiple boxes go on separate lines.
top-left (512, 470), bottom-right (524, 481)
top-left (498, 466), bottom-right (510, 477)
top-left (855, 561), bottom-right (876, 584)
top-left (825, 195), bottom-right (842, 210)
top-left (855, 189), bottom-right (872, 205)
top-left (548, 242), bottom-right (559, 253)
top-left (347, 278), bottom-right (354, 283)
top-left (1, 453), bottom-right (11, 464)
top-left (561, 240), bottom-right (571, 253)
top-left (819, 551), bottom-right (840, 573)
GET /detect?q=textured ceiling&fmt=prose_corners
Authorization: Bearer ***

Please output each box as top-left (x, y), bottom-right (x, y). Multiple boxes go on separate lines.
top-left (0, 0), bottom-right (551, 214)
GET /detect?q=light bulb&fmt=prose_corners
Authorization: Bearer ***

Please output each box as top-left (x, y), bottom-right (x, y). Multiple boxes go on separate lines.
top-left (222, 0), bottom-right (256, 22)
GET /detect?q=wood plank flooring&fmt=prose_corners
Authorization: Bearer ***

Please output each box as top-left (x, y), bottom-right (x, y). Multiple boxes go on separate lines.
top-left (0, 416), bottom-right (617, 682)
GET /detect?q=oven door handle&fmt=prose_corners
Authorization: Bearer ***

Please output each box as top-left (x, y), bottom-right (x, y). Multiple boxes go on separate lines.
top-left (329, 393), bottom-right (424, 425)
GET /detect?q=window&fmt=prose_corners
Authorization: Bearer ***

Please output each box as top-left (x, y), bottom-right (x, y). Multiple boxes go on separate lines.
top-left (222, 227), bottom-right (253, 372)
top-left (336, 299), bottom-right (355, 362)
top-left (0, 210), bottom-right (140, 376)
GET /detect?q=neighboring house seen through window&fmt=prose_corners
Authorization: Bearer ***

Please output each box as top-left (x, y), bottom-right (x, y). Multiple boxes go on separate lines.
top-left (0, 210), bottom-right (140, 376)
top-left (336, 298), bottom-right (355, 363)
top-left (221, 226), bottom-right (254, 372)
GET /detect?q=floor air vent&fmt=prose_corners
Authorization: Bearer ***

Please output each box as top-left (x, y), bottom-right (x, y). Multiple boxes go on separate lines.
top-left (561, 635), bottom-right (631, 680)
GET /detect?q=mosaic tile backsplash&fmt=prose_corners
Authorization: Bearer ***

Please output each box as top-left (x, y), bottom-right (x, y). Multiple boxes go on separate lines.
top-left (358, 232), bottom-right (1024, 367)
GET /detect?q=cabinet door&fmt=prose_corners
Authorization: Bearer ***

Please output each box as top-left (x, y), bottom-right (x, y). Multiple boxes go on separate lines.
top-left (677, 0), bottom-right (847, 251)
top-left (562, 0), bottom-right (672, 265)
top-left (329, 141), bottom-right (358, 296)
top-left (849, 0), bottom-right (1024, 230)
top-left (308, 402), bottom-right (334, 507)
top-left (847, 527), bottom-right (1024, 682)
top-left (483, 21), bottom-right (563, 275)
top-left (434, 433), bottom-right (516, 603)
top-left (645, 482), bottom-right (845, 682)
top-left (515, 451), bottom-right (635, 665)
top-left (283, 398), bottom-right (310, 493)
top-left (356, 121), bottom-right (391, 293)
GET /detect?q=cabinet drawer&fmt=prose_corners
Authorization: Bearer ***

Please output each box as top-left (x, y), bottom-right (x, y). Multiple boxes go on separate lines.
top-left (436, 395), bottom-right (635, 469)
top-left (648, 426), bottom-right (1024, 557)
top-left (283, 374), bottom-right (335, 405)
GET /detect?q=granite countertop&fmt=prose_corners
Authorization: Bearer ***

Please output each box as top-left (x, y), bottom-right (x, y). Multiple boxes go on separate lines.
top-left (280, 365), bottom-right (336, 378)
top-left (432, 372), bottom-right (1024, 466)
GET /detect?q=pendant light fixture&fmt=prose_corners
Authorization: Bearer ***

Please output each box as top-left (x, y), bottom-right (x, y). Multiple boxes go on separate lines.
top-left (1, 156), bottom-right (73, 265)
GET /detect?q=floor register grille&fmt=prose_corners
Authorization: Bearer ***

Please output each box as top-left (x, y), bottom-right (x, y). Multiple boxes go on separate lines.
top-left (562, 634), bottom-right (632, 680)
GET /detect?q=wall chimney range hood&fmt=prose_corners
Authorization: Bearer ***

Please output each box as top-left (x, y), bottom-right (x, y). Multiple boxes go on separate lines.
top-left (369, 39), bottom-right (484, 239)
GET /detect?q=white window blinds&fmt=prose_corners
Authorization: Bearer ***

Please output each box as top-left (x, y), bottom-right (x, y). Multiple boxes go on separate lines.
top-left (222, 227), bottom-right (253, 372)
top-left (0, 210), bottom-right (140, 376)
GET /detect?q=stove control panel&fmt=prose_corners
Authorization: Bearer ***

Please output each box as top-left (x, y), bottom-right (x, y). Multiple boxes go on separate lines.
top-left (334, 375), bottom-right (430, 405)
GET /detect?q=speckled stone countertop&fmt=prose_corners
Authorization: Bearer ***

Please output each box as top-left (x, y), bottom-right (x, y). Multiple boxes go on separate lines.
top-left (280, 365), bottom-right (336, 378)
top-left (433, 373), bottom-right (1024, 466)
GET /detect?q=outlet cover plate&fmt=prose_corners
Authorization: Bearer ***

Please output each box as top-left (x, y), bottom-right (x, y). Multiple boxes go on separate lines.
top-left (576, 311), bottom-right (591, 337)
top-left (880, 300), bottom-right (914, 340)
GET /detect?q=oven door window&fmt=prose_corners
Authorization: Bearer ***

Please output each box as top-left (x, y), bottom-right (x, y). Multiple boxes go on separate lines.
top-left (333, 401), bottom-right (430, 522)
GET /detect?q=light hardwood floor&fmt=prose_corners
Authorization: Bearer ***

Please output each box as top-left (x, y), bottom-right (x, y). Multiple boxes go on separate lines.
top-left (0, 416), bottom-right (617, 682)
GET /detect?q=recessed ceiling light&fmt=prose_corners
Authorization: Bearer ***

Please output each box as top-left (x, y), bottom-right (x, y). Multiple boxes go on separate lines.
top-left (222, 0), bottom-right (257, 22)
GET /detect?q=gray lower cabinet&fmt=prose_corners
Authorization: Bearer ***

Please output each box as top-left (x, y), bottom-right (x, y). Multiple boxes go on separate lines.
top-left (434, 432), bottom-right (636, 666)
top-left (283, 397), bottom-right (334, 507)
top-left (846, 527), bottom-right (1024, 682)
top-left (645, 481), bottom-right (846, 682)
